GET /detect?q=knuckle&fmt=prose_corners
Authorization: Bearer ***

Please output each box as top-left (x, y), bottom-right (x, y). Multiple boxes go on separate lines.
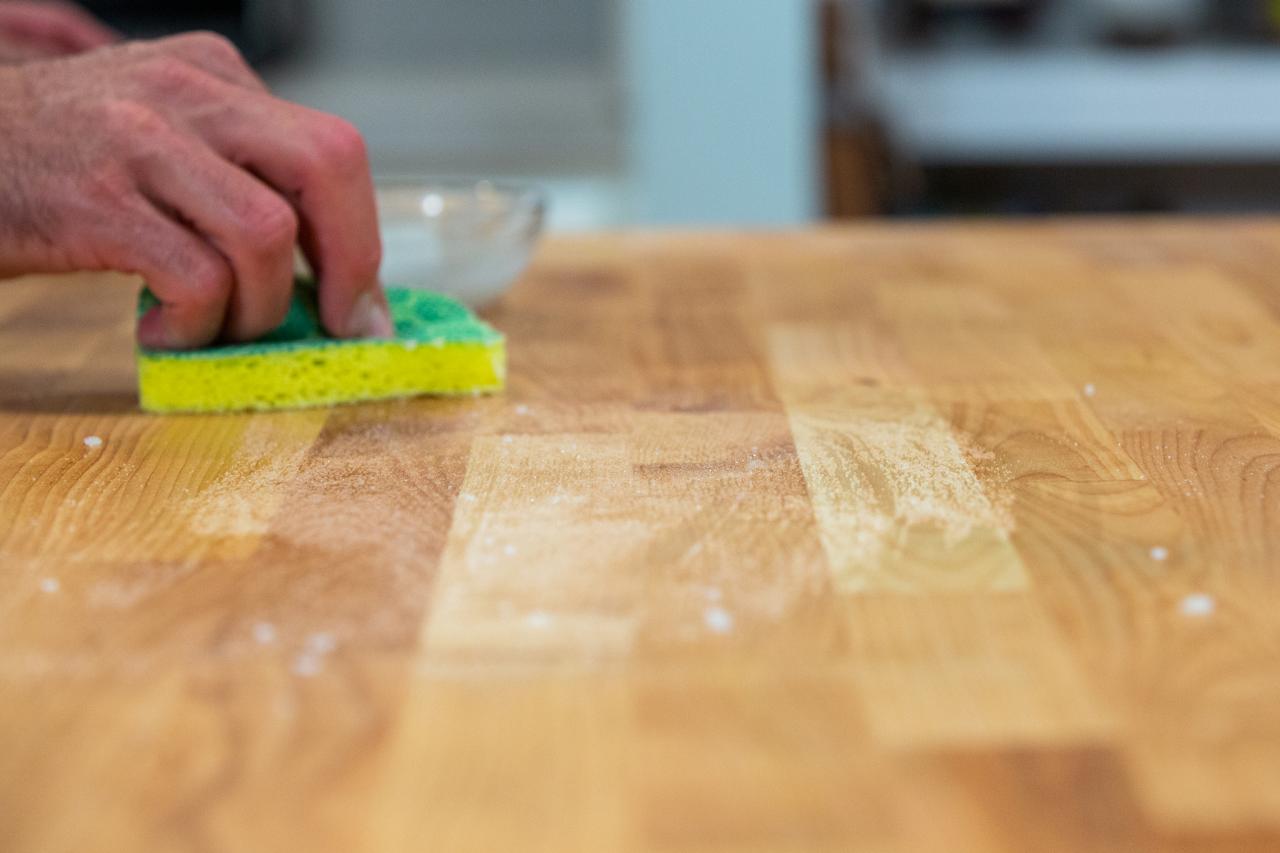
top-left (302, 116), bottom-right (369, 176)
top-left (136, 55), bottom-right (203, 92)
top-left (99, 98), bottom-right (165, 135)
top-left (184, 252), bottom-right (233, 305)
top-left (96, 100), bottom-right (182, 173)
top-left (241, 195), bottom-right (298, 251)
top-left (76, 162), bottom-right (134, 208)
top-left (172, 30), bottom-right (243, 64)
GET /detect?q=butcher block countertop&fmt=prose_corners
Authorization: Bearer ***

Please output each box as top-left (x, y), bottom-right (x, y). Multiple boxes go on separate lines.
top-left (2, 220), bottom-right (1280, 853)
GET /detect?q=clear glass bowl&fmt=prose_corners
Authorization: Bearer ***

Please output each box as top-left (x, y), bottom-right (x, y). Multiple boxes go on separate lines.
top-left (375, 179), bottom-right (546, 307)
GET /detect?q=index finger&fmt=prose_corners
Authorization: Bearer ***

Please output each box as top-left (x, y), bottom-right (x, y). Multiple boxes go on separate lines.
top-left (195, 92), bottom-right (389, 338)
top-left (0, 1), bottom-right (120, 52)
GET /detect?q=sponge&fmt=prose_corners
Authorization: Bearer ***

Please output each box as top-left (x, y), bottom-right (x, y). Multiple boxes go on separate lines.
top-left (136, 279), bottom-right (505, 413)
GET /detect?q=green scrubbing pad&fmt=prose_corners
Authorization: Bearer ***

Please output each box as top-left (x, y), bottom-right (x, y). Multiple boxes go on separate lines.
top-left (136, 279), bottom-right (505, 413)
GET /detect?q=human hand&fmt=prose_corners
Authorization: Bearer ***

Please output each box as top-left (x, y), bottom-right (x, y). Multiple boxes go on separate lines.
top-left (0, 32), bottom-right (388, 348)
top-left (0, 1), bottom-right (119, 63)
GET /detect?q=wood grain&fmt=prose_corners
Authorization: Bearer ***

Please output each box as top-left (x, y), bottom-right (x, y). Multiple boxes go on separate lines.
top-left (2, 221), bottom-right (1280, 852)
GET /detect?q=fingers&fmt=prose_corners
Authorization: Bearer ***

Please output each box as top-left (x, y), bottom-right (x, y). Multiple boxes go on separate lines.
top-left (0, 2), bottom-right (120, 54)
top-left (191, 91), bottom-right (389, 339)
top-left (100, 199), bottom-right (234, 350)
top-left (134, 133), bottom-right (298, 342)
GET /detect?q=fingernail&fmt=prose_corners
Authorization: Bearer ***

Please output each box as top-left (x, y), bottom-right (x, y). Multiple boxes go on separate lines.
top-left (348, 289), bottom-right (394, 338)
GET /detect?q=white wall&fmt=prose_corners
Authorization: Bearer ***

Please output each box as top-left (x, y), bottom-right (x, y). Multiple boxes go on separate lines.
top-left (301, 0), bottom-right (612, 70)
top-left (623, 0), bottom-right (820, 226)
top-left (267, 0), bottom-right (820, 228)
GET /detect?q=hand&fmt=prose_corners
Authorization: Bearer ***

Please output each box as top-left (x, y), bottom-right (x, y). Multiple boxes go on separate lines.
top-left (0, 32), bottom-right (389, 348)
top-left (0, 1), bottom-right (119, 63)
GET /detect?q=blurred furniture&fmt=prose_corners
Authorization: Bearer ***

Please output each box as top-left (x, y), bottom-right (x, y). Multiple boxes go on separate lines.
top-left (83, 0), bottom-right (303, 62)
top-left (623, 0), bottom-right (819, 225)
top-left (822, 0), bottom-right (887, 216)
top-left (836, 0), bottom-right (1280, 214)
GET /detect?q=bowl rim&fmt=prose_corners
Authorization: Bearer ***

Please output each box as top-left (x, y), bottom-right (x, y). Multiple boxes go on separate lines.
top-left (374, 177), bottom-right (546, 208)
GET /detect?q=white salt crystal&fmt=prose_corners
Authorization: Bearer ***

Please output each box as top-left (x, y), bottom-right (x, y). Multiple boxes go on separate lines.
top-left (1180, 593), bottom-right (1215, 617)
top-left (292, 653), bottom-right (323, 677)
top-left (1149, 546), bottom-right (1169, 562)
top-left (1082, 384), bottom-right (1097, 398)
top-left (703, 606), bottom-right (734, 634)
top-left (83, 435), bottom-right (103, 449)
top-left (305, 632), bottom-right (337, 655)
top-left (514, 404), bottom-right (531, 416)
top-left (503, 544), bottom-right (518, 557)
top-left (525, 610), bottom-right (554, 630)
top-left (501, 435), bottom-right (514, 444)
top-left (39, 577), bottom-right (60, 594)
top-left (252, 622), bottom-right (277, 645)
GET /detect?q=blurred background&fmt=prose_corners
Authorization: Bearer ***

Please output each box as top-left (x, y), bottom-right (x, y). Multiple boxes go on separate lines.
top-left (80, 0), bottom-right (1280, 229)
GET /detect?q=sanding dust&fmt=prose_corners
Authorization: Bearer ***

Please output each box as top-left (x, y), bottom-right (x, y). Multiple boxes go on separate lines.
top-left (188, 422), bottom-right (316, 538)
top-left (789, 407), bottom-right (1019, 591)
top-left (86, 559), bottom-right (199, 609)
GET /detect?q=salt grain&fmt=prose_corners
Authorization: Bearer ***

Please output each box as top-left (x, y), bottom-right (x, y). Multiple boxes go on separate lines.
top-left (514, 404), bottom-right (531, 416)
top-left (460, 492), bottom-right (478, 503)
top-left (1149, 545), bottom-right (1169, 562)
top-left (252, 622), bottom-right (277, 645)
top-left (306, 632), bottom-right (337, 655)
top-left (525, 610), bottom-right (554, 630)
top-left (501, 435), bottom-right (514, 444)
top-left (704, 606), bottom-right (734, 634)
top-left (39, 577), bottom-right (60, 594)
top-left (1180, 593), bottom-right (1215, 618)
top-left (83, 435), bottom-right (103, 449)
top-left (503, 544), bottom-right (518, 557)
top-left (1082, 384), bottom-right (1097, 398)
top-left (292, 654), bottom-right (323, 677)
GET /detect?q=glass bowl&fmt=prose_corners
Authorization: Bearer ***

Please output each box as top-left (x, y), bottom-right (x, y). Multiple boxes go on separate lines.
top-left (375, 179), bottom-right (546, 307)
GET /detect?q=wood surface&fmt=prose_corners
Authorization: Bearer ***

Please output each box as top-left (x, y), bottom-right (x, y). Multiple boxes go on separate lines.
top-left (2, 220), bottom-right (1280, 852)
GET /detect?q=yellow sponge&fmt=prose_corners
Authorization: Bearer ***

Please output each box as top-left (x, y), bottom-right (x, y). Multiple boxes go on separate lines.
top-left (136, 279), bottom-right (505, 413)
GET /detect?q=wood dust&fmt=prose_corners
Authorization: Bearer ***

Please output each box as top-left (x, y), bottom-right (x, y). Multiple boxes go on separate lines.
top-left (791, 407), bottom-right (1020, 591)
